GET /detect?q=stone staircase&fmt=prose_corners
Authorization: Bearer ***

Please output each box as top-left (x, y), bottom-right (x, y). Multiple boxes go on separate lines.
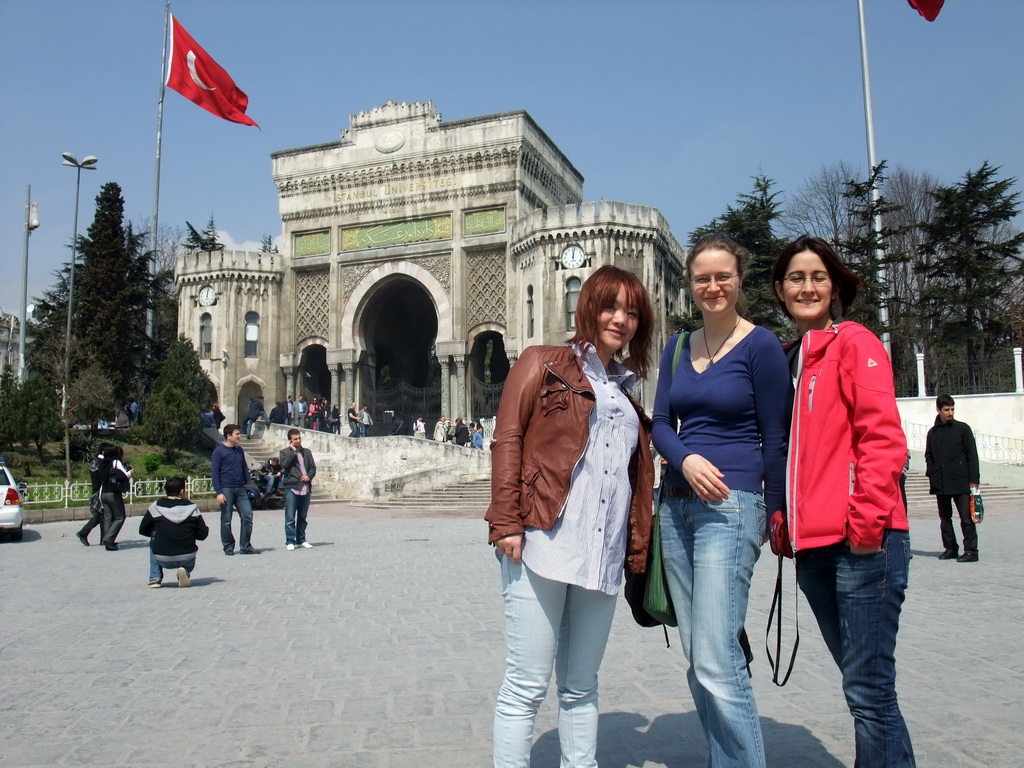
top-left (378, 477), bottom-right (492, 510)
top-left (904, 471), bottom-right (1024, 503)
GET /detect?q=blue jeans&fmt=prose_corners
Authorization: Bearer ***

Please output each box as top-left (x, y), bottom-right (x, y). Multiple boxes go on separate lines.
top-left (220, 486), bottom-right (255, 552)
top-left (493, 559), bottom-right (617, 768)
top-left (284, 489), bottom-right (311, 545)
top-left (797, 529), bottom-right (916, 767)
top-left (659, 490), bottom-right (766, 768)
top-left (149, 549), bottom-right (196, 581)
top-left (265, 475), bottom-right (280, 495)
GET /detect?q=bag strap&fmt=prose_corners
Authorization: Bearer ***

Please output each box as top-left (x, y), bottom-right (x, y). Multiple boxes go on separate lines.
top-left (765, 553), bottom-right (800, 686)
top-left (671, 332), bottom-right (688, 378)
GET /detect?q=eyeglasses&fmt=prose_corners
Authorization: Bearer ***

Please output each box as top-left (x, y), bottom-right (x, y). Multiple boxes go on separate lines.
top-left (783, 271), bottom-right (831, 286)
top-left (690, 273), bottom-right (738, 288)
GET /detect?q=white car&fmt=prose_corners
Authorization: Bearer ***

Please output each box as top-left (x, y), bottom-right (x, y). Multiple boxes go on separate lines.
top-left (0, 459), bottom-right (25, 541)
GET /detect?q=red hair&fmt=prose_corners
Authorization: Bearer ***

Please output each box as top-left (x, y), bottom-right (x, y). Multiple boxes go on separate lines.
top-left (570, 265), bottom-right (655, 379)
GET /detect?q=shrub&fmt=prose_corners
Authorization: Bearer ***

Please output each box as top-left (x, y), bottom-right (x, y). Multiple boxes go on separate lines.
top-left (122, 426), bottom-right (148, 445)
top-left (175, 455), bottom-right (212, 475)
top-left (70, 433), bottom-right (102, 463)
top-left (142, 453), bottom-right (162, 473)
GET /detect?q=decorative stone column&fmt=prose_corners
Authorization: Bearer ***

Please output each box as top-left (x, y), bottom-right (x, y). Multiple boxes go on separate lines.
top-left (329, 364), bottom-right (340, 406)
top-left (280, 352), bottom-right (298, 401)
top-left (915, 352), bottom-right (926, 398)
top-left (343, 363), bottom-right (357, 407)
top-left (1014, 348), bottom-right (1023, 394)
top-left (454, 355), bottom-right (467, 419)
top-left (440, 357), bottom-right (452, 418)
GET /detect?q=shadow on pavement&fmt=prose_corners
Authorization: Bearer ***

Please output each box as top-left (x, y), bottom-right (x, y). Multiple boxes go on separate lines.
top-left (532, 711), bottom-right (845, 767)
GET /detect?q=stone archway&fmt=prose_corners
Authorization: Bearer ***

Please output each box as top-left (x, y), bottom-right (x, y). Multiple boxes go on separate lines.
top-left (297, 343), bottom-right (330, 401)
top-left (358, 276), bottom-right (441, 425)
top-left (469, 330), bottom-right (509, 418)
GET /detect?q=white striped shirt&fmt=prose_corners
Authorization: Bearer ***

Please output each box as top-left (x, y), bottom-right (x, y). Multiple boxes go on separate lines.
top-left (522, 343), bottom-right (639, 595)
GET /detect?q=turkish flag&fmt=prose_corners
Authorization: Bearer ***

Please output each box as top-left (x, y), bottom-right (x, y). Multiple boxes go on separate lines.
top-left (906, 0), bottom-right (944, 21)
top-left (165, 15), bottom-right (259, 127)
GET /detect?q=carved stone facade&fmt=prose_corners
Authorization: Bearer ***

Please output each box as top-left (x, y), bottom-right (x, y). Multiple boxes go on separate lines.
top-left (176, 100), bottom-right (687, 424)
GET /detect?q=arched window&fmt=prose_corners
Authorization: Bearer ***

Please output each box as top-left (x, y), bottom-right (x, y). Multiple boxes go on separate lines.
top-left (200, 313), bottom-right (212, 358)
top-left (244, 311), bottom-right (260, 357)
top-left (526, 285), bottom-right (535, 338)
top-left (565, 277), bottom-right (581, 331)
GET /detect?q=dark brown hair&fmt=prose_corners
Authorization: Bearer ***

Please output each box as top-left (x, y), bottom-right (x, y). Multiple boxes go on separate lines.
top-left (771, 235), bottom-right (862, 320)
top-left (570, 265), bottom-right (655, 379)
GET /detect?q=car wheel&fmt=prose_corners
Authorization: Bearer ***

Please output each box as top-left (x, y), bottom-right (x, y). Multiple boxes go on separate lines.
top-left (10, 525), bottom-right (23, 541)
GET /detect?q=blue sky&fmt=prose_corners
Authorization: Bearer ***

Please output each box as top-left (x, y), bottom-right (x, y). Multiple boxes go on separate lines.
top-left (1, 0), bottom-right (1021, 318)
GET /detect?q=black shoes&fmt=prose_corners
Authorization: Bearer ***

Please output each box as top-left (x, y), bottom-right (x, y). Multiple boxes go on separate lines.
top-left (957, 551), bottom-right (979, 563)
top-left (104, 543), bottom-right (119, 551)
top-left (938, 549), bottom-right (959, 560)
top-left (224, 549), bottom-right (235, 556)
top-left (238, 548), bottom-right (261, 555)
top-left (76, 531), bottom-right (89, 547)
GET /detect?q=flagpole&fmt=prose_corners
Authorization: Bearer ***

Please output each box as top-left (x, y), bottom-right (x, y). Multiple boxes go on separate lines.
top-left (148, 1), bottom-right (170, 357)
top-left (856, 0), bottom-right (891, 355)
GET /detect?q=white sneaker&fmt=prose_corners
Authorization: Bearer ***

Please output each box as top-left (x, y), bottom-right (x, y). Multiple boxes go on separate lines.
top-left (300, 542), bottom-right (313, 549)
top-left (286, 543), bottom-right (295, 551)
top-left (176, 567), bottom-right (191, 588)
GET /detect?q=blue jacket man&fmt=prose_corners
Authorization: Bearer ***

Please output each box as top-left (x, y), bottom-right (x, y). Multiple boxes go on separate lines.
top-left (212, 423), bottom-right (261, 555)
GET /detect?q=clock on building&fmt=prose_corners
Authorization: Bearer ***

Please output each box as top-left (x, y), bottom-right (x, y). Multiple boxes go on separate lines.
top-left (560, 244), bottom-right (586, 269)
top-left (198, 285), bottom-right (217, 307)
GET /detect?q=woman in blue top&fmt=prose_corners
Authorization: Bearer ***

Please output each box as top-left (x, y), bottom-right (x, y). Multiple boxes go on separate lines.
top-left (652, 233), bottom-right (788, 768)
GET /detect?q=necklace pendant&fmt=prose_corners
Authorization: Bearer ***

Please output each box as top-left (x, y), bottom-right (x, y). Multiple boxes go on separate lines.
top-left (705, 360), bottom-right (713, 371)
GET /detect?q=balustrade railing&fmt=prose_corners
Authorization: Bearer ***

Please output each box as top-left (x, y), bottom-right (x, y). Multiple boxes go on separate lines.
top-left (902, 422), bottom-right (1024, 466)
top-left (19, 477), bottom-right (218, 508)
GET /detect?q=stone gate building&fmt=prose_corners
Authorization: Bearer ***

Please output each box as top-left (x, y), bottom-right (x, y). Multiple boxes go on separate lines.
top-left (176, 101), bottom-right (688, 426)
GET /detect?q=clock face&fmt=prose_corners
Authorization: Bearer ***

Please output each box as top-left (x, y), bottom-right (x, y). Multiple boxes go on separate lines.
top-left (560, 244), bottom-right (586, 269)
top-left (198, 286), bottom-right (216, 307)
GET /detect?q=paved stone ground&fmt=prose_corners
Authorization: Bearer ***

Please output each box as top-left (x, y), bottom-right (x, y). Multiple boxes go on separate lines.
top-left (1, 498), bottom-right (1021, 767)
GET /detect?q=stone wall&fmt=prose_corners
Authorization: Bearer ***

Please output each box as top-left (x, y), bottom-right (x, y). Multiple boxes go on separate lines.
top-left (262, 425), bottom-right (491, 500)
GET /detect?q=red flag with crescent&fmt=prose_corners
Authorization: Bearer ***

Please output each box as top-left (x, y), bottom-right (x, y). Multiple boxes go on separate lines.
top-left (907, 0), bottom-right (944, 21)
top-left (165, 14), bottom-right (259, 127)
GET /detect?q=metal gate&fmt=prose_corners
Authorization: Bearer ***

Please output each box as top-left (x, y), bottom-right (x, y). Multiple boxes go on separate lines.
top-left (373, 380), bottom-right (441, 423)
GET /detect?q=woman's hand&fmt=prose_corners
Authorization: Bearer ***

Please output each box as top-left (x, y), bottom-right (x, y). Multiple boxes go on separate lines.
top-left (681, 454), bottom-right (730, 503)
top-left (497, 534), bottom-right (523, 563)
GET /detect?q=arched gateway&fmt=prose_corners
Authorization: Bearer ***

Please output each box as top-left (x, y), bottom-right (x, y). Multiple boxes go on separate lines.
top-left (175, 101), bottom-right (686, 426)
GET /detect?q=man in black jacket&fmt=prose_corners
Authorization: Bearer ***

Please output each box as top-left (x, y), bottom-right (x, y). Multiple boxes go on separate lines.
top-left (925, 394), bottom-right (981, 562)
top-left (140, 476), bottom-right (209, 587)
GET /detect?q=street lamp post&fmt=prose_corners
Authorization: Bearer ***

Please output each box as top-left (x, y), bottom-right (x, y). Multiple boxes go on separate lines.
top-left (20, 185), bottom-right (40, 382)
top-left (60, 152), bottom-right (97, 414)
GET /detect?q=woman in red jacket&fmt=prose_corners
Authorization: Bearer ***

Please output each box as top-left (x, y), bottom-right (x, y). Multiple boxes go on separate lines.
top-left (772, 235), bottom-right (915, 767)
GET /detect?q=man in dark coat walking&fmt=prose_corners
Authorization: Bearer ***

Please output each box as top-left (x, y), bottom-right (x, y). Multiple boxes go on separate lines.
top-left (925, 394), bottom-right (981, 562)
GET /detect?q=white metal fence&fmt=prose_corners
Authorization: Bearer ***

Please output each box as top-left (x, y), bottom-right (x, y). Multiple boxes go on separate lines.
top-left (19, 477), bottom-right (217, 507)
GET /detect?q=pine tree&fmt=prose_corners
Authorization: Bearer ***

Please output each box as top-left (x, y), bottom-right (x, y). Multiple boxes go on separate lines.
top-left (918, 163), bottom-right (1024, 391)
top-left (143, 385), bottom-right (199, 460)
top-left (153, 336), bottom-right (214, 411)
top-left (74, 183), bottom-right (140, 400)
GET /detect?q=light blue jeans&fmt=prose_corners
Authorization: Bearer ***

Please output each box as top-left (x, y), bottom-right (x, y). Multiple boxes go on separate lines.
top-left (659, 489), bottom-right (767, 768)
top-left (493, 559), bottom-right (617, 768)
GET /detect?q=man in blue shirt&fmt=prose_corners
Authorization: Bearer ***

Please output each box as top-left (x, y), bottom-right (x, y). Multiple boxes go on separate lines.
top-left (211, 424), bottom-right (261, 555)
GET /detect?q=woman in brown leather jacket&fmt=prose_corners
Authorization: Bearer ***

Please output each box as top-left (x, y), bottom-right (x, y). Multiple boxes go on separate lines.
top-left (486, 265), bottom-right (655, 768)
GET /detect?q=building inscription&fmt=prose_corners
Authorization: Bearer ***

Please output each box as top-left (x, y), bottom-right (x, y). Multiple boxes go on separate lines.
top-left (341, 215), bottom-right (453, 252)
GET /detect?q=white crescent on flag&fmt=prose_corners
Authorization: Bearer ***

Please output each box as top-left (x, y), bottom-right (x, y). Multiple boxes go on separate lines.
top-left (186, 51), bottom-right (217, 91)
